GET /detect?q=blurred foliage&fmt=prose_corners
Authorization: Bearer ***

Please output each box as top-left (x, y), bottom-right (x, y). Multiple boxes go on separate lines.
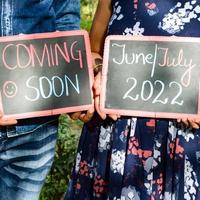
top-left (81, 0), bottom-right (97, 31)
top-left (39, 0), bottom-right (97, 199)
top-left (39, 114), bottom-right (83, 200)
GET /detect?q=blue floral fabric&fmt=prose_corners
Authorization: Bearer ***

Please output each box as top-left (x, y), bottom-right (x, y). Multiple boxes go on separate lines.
top-left (66, 1), bottom-right (200, 199)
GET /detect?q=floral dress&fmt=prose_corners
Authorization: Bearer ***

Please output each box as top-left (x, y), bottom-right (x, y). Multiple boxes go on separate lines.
top-left (66, 0), bottom-right (200, 199)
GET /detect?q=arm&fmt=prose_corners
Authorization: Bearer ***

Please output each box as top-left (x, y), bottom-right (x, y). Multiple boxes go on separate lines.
top-left (53, 0), bottom-right (80, 31)
top-left (91, 0), bottom-right (120, 120)
top-left (90, 0), bottom-right (112, 73)
top-left (70, 0), bottom-right (114, 122)
top-left (90, 0), bottom-right (112, 56)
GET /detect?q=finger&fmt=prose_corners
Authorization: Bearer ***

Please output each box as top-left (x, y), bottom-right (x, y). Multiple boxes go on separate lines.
top-left (93, 72), bottom-right (101, 96)
top-left (194, 118), bottom-right (200, 125)
top-left (69, 112), bottom-right (82, 120)
top-left (95, 96), bottom-right (106, 120)
top-left (79, 113), bottom-right (87, 122)
top-left (79, 114), bottom-right (92, 123)
top-left (79, 107), bottom-right (95, 122)
top-left (181, 118), bottom-right (189, 127)
top-left (109, 114), bottom-right (118, 121)
top-left (0, 119), bottom-right (17, 126)
top-left (85, 106), bottom-right (95, 119)
top-left (188, 119), bottom-right (199, 129)
top-left (114, 114), bottom-right (121, 120)
top-left (177, 118), bottom-right (181, 123)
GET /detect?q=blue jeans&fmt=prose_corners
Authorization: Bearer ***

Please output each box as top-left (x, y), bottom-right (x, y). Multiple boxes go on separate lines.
top-left (0, 118), bottom-right (58, 200)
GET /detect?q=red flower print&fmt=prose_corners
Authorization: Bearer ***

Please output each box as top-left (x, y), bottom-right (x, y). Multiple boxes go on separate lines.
top-left (128, 137), bottom-right (152, 158)
top-left (133, 0), bottom-right (138, 9)
top-left (145, 2), bottom-right (157, 10)
top-left (79, 161), bottom-right (89, 176)
top-left (145, 1), bottom-right (159, 16)
top-left (169, 138), bottom-right (184, 159)
top-left (76, 181), bottom-right (81, 190)
top-left (93, 175), bottom-right (107, 198)
top-left (175, 138), bottom-right (184, 155)
top-left (152, 173), bottom-right (164, 195)
top-left (146, 119), bottom-right (156, 129)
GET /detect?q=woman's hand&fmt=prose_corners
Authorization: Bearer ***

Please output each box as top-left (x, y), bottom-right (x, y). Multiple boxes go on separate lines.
top-left (0, 111), bottom-right (17, 126)
top-left (93, 71), bottom-right (106, 120)
top-left (93, 52), bottom-right (120, 121)
top-left (69, 52), bottom-right (120, 123)
top-left (177, 118), bottom-right (200, 129)
top-left (93, 71), bottom-right (120, 121)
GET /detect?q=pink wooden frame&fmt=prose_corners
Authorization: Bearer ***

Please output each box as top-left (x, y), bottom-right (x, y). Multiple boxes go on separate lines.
top-left (0, 30), bottom-right (94, 120)
top-left (100, 35), bottom-right (200, 119)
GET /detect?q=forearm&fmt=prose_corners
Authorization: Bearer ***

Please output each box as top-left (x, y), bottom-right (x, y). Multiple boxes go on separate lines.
top-left (90, 0), bottom-right (112, 55)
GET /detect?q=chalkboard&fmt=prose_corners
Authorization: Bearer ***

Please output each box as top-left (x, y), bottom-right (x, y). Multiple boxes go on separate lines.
top-left (100, 36), bottom-right (200, 119)
top-left (0, 30), bottom-right (93, 119)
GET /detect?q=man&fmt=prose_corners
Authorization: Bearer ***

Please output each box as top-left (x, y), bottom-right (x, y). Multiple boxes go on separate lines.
top-left (0, 1), bottom-right (80, 200)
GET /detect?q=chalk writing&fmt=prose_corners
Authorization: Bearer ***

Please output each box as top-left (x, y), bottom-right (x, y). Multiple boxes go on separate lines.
top-left (2, 41), bottom-right (83, 70)
top-left (101, 36), bottom-right (200, 118)
top-left (0, 31), bottom-right (93, 119)
top-left (112, 43), bottom-right (197, 87)
top-left (25, 74), bottom-right (80, 101)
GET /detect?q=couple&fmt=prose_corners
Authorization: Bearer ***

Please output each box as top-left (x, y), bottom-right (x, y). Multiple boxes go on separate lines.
top-left (1, 0), bottom-right (200, 200)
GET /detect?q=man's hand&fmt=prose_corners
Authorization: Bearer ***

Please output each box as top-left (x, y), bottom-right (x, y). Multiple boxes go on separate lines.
top-left (69, 106), bottom-right (95, 123)
top-left (177, 118), bottom-right (200, 129)
top-left (0, 111), bottom-right (17, 126)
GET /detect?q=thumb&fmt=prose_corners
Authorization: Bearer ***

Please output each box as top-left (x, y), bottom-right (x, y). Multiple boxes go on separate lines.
top-left (0, 111), bottom-right (3, 118)
top-left (95, 96), bottom-right (106, 120)
top-left (93, 72), bottom-right (101, 96)
top-left (0, 118), bottom-right (17, 126)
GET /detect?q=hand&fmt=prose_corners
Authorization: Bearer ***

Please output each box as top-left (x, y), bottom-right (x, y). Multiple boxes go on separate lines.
top-left (0, 111), bottom-right (17, 126)
top-left (92, 52), bottom-right (120, 120)
top-left (69, 106), bottom-right (95, 123)
top-left (93, 71), bottom-right (106, 119)
top-left (177, 118), bottom-right (200, 129)
top-left (93, 72), bottom-right (120, 121)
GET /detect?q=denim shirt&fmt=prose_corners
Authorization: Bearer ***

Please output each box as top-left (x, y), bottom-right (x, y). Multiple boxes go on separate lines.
top-left (0, 0), bottom-right (80, 36)
top-left (0, 0), bottom-right (80, 136)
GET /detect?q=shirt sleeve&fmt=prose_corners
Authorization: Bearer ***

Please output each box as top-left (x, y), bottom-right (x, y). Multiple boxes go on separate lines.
top-left (53, 0), bottom-right (80, 31)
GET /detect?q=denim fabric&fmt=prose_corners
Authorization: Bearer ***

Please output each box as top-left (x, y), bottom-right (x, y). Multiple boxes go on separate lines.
top-left (0, 119), bottom-right (58, 200)
top-left (0, 0), bottom-right (80, 199)
top-left (0, 0), bottom-right (80, 36)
